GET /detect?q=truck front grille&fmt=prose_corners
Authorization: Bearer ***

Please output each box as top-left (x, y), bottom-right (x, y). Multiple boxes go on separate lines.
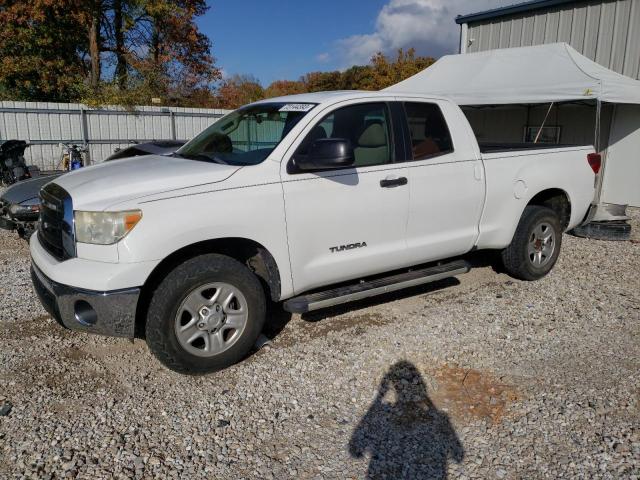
top-left (39, 183), bottom-right (75, 260)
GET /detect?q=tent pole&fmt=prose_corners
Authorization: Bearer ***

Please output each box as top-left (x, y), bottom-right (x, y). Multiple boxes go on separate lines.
top-left (591, 99), bottom-right (606, 208)
top-left (534, 102), bottom-right (554, 143)
top-left (594, 99), bottom-right (602, 152)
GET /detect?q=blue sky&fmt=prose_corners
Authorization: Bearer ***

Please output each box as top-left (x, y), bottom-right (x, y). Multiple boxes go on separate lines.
top-left (199, 0), bottom-right (512, 86)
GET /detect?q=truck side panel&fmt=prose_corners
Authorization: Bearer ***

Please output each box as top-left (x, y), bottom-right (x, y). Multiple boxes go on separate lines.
top-left (476, 147), bottom-right (595, 249)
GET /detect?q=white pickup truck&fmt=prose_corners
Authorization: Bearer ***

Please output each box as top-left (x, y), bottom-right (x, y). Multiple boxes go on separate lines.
top-left (30, 91), bottom-right (599, 373)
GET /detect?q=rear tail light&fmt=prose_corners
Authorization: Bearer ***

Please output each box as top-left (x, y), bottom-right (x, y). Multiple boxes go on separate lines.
top-left (587, 153), bottom-right (601, 174)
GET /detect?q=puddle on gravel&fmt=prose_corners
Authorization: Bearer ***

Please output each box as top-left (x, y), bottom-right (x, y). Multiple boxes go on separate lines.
top-left (272, 312), bottom-right (389, 348)
top-left (88, 338), bottom-right (146, 358)
top-left (427, 364), bottom-right (520, 424)
top-left (369, 363), bottom-right (520, 430)
top-left (1, 315), bottom-right (59, 339)
top-left (4, 344), bottom-right (126, 399)
top-left (304, 312), bottom-right (388, 336)
top-left (62, 345), bottom-right (90, 361)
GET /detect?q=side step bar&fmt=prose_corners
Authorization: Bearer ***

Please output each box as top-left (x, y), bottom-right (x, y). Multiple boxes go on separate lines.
top-left (283, 259), bottom-right (470, 314)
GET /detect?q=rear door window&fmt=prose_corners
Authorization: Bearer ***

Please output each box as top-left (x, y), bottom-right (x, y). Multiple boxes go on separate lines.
top-left (403, 102), bottom-right (453, 160)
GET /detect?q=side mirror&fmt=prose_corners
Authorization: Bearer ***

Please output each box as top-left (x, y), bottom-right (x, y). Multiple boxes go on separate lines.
top-left (296, 138), bottom-right (354, 170)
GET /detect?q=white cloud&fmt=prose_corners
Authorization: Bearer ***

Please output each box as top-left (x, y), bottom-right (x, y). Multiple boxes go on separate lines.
top-left (337, 0), bottom-right (512, 66)
top-left (315, 52), bottom-right (331, 63)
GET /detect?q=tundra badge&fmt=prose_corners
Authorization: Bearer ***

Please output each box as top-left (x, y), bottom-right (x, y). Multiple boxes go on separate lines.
top-left (330, 242), bottom-right (367, 253)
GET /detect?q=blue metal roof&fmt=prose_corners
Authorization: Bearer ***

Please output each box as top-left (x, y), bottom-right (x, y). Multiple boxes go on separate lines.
top-left (455, 0), bottom-right (587, 24)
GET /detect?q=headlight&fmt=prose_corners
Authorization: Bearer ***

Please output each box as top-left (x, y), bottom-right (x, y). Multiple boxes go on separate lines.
top-left (74, 210), bottom-right (142, 245)
top-left (9, 203), bottom-right (40, 217)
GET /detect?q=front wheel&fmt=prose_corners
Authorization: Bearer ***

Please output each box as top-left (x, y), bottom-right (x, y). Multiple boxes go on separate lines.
top-left (18, 225), bottom-right (35, 241)
top-left (501, 205), bottom-right (562, 281)
top-left (145, 254), bottom-right (266, 374)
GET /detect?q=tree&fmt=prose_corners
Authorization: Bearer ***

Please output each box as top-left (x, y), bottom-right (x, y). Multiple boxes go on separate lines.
top-left (121, 0), bottom-right (220, 101)
top-left (0, 0), bottom-right (434, 108)
top-left (0, 0), bottom-right (220, 105)
top-left (302, 71), bottom-right (343, 92)
top-left (112, 0), bottom-right (127, 88)
top-left (86, 0), bottom-right (103, 90)
top-left (340, 65), bottom-right (376, 90)
top-left (370, 48), bottom-right (435, 89)
top-left (215, 75), bottom-right (264, 109)
top-left (0, 0), bottom-right (88, 101)
top-left (264, 80), bottom-right (306, 98)
top-left (294, 49), bottom-right (435, 96)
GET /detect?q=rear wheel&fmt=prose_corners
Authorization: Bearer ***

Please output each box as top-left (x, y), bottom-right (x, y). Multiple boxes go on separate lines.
top-left (145, 254), bottom-right (266, 374)
top-left (501, 206), bottom-right (562, 281)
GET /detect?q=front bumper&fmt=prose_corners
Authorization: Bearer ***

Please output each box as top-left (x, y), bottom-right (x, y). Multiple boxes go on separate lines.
top-left (31, 262), bottom-right (140, 338)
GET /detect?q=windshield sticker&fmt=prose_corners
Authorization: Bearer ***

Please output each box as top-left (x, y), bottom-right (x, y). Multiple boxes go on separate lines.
top-left (279, 103), bottom-right (315, 112)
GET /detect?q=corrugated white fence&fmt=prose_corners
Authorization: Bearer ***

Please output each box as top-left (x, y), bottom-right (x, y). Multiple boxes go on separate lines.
top-left (0, 101), bottom-right (230, 170)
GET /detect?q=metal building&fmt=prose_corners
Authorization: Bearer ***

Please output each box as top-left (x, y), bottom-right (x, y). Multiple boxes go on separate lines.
top-left (456, 0), bottom-right (640, 80)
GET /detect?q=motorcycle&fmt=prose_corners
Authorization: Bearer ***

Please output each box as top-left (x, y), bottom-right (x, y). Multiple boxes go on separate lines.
top-left (0, 140), bottom-right (33, 186)
top-left (58, 142), bottom-right (88, 171)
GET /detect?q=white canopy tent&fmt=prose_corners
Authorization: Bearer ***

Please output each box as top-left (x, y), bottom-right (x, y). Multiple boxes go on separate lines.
top-left (384, 43), bottom-right (640, 105)
top-left (386, 43), bottom-right (640, 215)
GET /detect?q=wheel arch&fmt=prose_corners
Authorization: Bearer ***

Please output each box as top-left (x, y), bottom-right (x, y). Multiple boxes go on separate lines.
top-left (496, 188), bottom-right (573, 252)
top-left (135, 237), bottom-right (281, 337)
top-left (526, 188), bottom-right (572, 230)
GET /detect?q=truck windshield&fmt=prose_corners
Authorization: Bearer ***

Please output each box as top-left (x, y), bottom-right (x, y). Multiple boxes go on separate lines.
top-left (175, 102), bottom-right (317, 166)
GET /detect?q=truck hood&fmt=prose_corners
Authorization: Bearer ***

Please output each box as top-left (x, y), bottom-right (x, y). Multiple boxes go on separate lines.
top-left (0, 173), bottom-right (63, 205)
top-left (53, 155), bottom-right (241, 210)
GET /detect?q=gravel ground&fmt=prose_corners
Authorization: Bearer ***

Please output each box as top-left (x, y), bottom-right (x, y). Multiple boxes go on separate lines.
top-left (0, 210), bottom-right (638, 479)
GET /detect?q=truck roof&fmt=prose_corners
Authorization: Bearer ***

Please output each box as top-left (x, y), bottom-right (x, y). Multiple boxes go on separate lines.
top-left (252, 90), bottom-right (452, 106)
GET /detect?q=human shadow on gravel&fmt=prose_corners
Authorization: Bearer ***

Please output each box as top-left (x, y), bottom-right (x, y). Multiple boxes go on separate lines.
top-left (349, 361), bottom-right (464, 479)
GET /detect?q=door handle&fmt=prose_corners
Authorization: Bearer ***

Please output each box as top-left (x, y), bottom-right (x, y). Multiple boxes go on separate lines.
top-left (380, 176), bottom-right (408, 188)
top-left (474, 163), bottom-right (483, 181)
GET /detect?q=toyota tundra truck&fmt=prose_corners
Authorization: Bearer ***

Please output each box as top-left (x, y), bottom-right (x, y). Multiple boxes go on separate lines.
top-left (29, 91), bottom-right (599, 373)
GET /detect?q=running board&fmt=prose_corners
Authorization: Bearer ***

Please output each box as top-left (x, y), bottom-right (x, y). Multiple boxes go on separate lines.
top-left (283, 260), bottom-right (470, 314)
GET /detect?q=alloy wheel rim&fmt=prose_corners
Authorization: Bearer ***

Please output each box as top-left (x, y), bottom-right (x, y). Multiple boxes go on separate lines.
top-left (527, 222), bottom-right (556, 268)
top-left (174, 282), bottom-right (248, 357)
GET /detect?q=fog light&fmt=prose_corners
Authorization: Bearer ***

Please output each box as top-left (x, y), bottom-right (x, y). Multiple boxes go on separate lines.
top-left (74, 300), bottom-right (97, 326)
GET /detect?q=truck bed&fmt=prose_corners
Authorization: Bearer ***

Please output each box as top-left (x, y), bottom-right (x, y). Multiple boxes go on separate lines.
top-left (479, 142), bottom-right (583, 153)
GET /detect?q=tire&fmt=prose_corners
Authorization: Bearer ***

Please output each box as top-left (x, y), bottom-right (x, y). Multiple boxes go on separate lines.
top-left (18, 226), bottom-right (34, 242)
top-left (145, 254), bottom-right (266, 374)
top-left (501, 205), bottom-right (562, 281)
